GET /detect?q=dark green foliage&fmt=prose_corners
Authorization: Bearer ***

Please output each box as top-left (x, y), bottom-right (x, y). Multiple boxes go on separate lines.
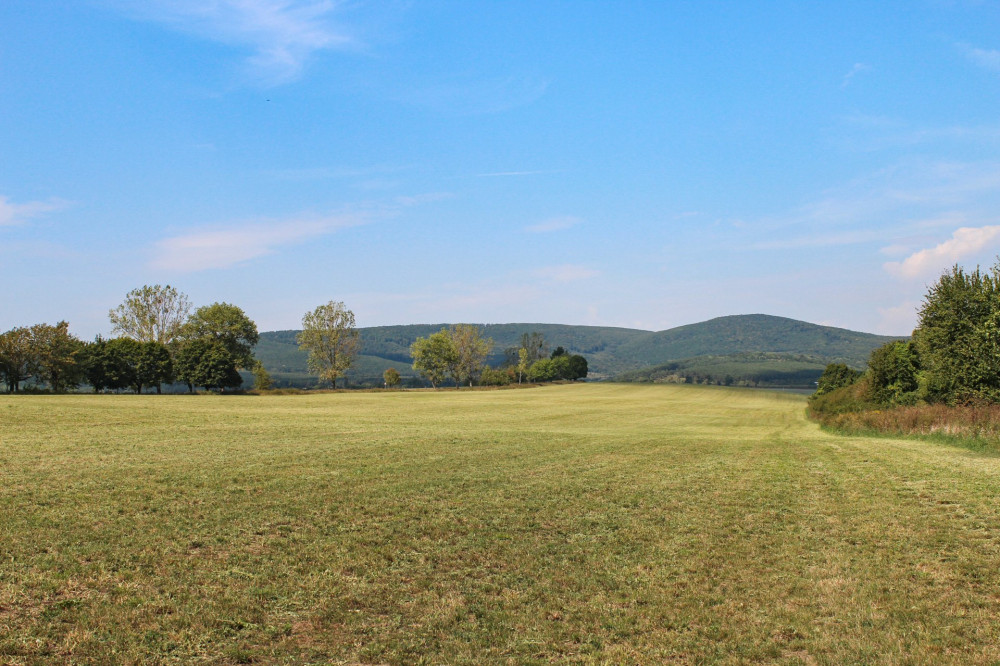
top-left (256, 316), bottom-right (899, 388)
top-left (866, 341), bottom-right (920, 405)
top-left (816, 363), bottom-right (861, 395)
top-left (100, 338), bottom-right (173, 393)
top-left (80, 337), bottom-right (114, 393)
top-left (174, 339), bottom-right (242, 392)
top-left (913, 264), bottom-right (1000, 404)
top-left (566, 354), bottom-right (588, 380)
top-left (30, 321), bottom-right (84, 392)
top-left (0, 327), bottom-right (36, 393)
top-left (183, 302), bottom-right (259, 370)
top-left (616, 352), bottom-right (832, 388)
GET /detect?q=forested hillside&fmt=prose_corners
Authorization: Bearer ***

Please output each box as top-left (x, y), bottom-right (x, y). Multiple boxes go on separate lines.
top-left (254, 315), bottom-right (902, 388)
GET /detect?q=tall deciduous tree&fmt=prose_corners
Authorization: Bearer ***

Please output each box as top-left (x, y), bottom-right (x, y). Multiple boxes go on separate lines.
top-left (448, 324), bottom-right (493, 388)
top-left (520, 331), bottom-right (547, 364)
top-left (109, 285), bottom-right (191, 344)
top-left (182, 302), bottom-right (259, 370)
top-left (297, 301), bottom-right (360, 389)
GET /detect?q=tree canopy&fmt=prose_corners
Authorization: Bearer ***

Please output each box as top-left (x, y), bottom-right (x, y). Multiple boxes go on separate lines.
top-left (297, 301), bottom-right (360, 389)
top-left (109, 285), bottom-right (191, 345)
top-left (182, 302), bottom-right (259, 370)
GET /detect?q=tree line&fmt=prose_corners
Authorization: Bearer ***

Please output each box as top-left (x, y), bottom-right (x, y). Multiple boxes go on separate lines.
top-left (408, 328), bottom-right (588, 388)
top-left (814, 260), bottom-right (1000, 410)
top-left (0, 286), bottom-right (263, 394)
top-left (0, 287), bottom-right (359, 394)
top-left (0, 288), bottom-right (588, 393)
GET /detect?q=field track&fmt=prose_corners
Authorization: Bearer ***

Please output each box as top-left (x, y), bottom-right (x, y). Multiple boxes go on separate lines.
top-left (3, 384), bottom-right (1000, 664)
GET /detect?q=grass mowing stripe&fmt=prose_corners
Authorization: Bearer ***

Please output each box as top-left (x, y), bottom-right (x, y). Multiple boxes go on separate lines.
top-left (3, 384), bottom-right (1000, 663)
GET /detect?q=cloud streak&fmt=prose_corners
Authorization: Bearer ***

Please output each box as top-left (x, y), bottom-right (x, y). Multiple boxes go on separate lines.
top-left (524, 216), bottom-right (580, 234)
top-left (961, 44), bottom-right (1000, 73)
top-left (151, 213), bottom-right (365, 272)
top-left (0, 195), bottom-right (67, 227)
top-left (119, 0), bottom-right (357, 84)
top-left (841, 62), bottom-right (870, 88)
top-left (531, 264), bottom-right (600, 283)
top-left (884, 225), bottom-right (1000, 279)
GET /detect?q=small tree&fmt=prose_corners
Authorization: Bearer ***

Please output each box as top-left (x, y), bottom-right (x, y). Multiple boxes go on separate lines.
top-left (252, 361), bottom-right (274, 391)
top-left (566, 354), bottom-right (588, 380)
top-left (383, 367), bottom-right (401, 388)
top-left (815, 363), bottom-right (861, 395)
top-left (29, 322), bottom-right (84, 392)
top-left (109, 285), bottom-right (191, 344)
top-left (297, 301), bottom-right (361, 389)
top-left (516, 347), bottom-right (530, 384)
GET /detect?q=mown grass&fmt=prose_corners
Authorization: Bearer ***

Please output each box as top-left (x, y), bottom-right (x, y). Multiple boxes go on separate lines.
top-left (4, 384), bottom-right (1000, 663)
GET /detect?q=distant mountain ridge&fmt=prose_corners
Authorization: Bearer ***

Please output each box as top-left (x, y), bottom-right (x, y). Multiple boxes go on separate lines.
top-left (253, 314), bottom-right (903, 388)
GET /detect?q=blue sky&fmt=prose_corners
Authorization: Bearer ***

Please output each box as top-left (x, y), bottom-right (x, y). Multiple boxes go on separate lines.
top-left (3, 1), bottom-right (1000, 338)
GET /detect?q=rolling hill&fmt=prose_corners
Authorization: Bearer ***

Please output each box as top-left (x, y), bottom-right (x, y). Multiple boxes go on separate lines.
top-left (253, 315), bottom-right (904, 388)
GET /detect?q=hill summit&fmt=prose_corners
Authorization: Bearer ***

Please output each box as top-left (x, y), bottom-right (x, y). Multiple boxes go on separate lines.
top-left (253, 314), bottom-right (903, 388)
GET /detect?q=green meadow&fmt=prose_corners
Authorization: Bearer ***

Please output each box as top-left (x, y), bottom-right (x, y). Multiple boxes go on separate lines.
top-left (4, 384), bottom-right (1000, 664)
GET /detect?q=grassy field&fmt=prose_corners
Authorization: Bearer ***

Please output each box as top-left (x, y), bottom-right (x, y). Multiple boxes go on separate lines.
top-left (3, 384), bottom-right (1000, 664)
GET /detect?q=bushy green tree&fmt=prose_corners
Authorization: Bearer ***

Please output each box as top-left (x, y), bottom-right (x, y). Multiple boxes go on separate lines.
top-left (383, 367), bottom-right (401, 388)
top-left (183, 302), bottom-right (259, 370)
top-left (913, 263), bottom-right (1000, 403)
top-left (815, 363), bottom-right (861, 395)
top-left (174, 338), bottom-right (241, 392)
top-left (565, 355), bottom-right (588, 380)
top-left (529, 358), bottom-right (558, 381)
top-left (30, 322), bottom-right (84, 392)
top-left (80, 337), bottom-right (114, 393)
top-left (0, 327), bottom-right (36, 393)
top-left (867, 341), bottom-right (920, 406)
top-left (102, 338), bottom-right (173, 393)
top-left (410, 329), bottom-right (455, 388)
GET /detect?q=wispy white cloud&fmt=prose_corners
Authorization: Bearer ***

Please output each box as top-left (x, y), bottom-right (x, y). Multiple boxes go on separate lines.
top-left (151, 213), bottom-right (365, 272)
top-left (960, 43), bottom-right (1000, 72)
top-left (524, 216), bottom-right (580, 234)
top-left (884, 225), bottom-right (1000, 279)
top-left (0, 195), bottom-right (67, 227)
top-left (877, 301), bottom-right (920, 336)
top-left (116, 0), bottom-right (358, 84)
top-left (530, 264), bottom-right (600, 283)
top-left (841, 62), bottom-right (870, 88)
top-left (394, 192), bottom-right (453, 207)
